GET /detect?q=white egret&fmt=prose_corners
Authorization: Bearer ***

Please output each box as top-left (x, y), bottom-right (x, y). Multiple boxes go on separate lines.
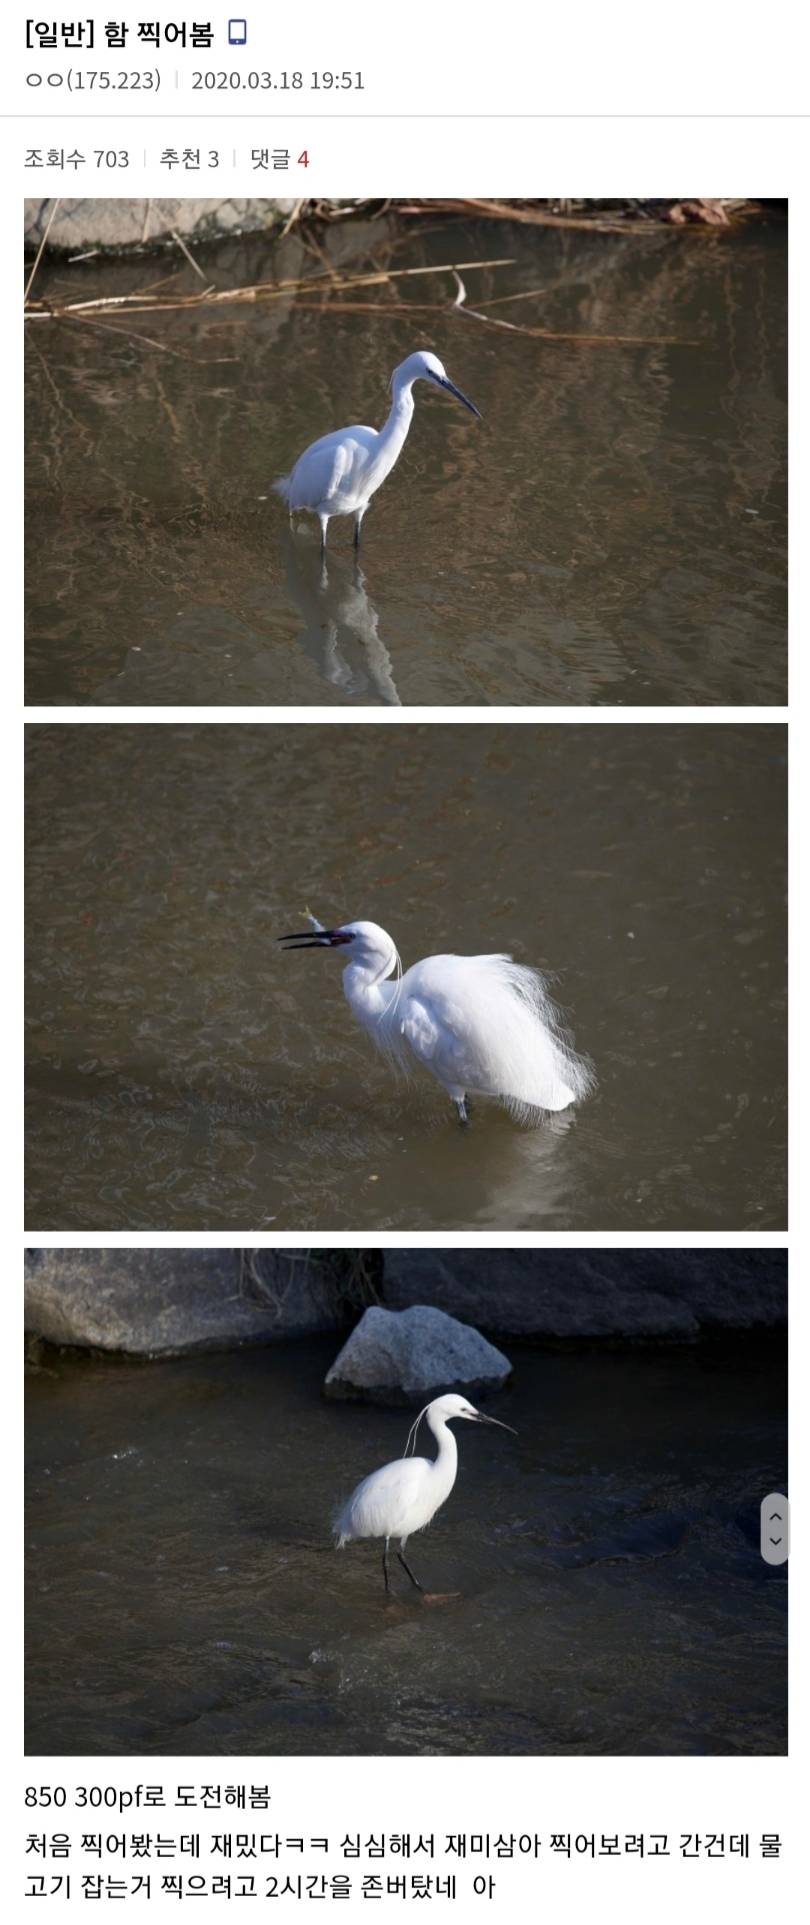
top-left (334, 1393), bottom-right (516, 1596)
top-left (279, 916), bottom-right (594, 1125)
top-left (273, 350), bottom-right (481, 553)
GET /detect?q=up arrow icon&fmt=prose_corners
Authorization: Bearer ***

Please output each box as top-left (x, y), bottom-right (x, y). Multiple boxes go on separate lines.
top-left (761, 1494), bottom-right (789, 1565)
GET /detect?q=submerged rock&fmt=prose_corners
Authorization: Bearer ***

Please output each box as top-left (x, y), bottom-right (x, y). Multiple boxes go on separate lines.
top-left (324, 1303), bottom-right (512, 1404)
top-left (23, 1249), bottom-right (341, 1356)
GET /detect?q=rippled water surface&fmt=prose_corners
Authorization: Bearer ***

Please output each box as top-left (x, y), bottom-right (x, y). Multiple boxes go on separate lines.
top-left (25, 215), bottom-right (786, 706)
top-left (25, 724), bottom-right (786, 1231)
top-left (25, 1336), bottom-right (787, 1756)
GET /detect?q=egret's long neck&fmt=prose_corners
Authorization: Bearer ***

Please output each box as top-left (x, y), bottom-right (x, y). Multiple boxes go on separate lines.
top-left (427, 1414), bottom-right (459, 1498)
top-left (377, 380), bottom-right (416, 464)
top-left (342, 949), bottom-right (400, 1031)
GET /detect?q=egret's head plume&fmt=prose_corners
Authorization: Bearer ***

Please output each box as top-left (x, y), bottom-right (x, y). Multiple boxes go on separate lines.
top-left (404, 1393), bottom-right (517, 1451)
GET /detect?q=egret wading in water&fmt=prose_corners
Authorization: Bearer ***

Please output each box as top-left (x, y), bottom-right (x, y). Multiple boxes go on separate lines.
top-left (273, 350), bottom-right (481, 554)
top-left (279, 916), bottom-right (594, 1125)
top-left (334, 1394), bottom-right (516, 1597)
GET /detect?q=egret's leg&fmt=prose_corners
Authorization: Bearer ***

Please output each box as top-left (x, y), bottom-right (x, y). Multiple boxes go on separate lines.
top-left (353, 508), bottom-right (366, 549)
top-left (397, 1543), bottom-right (424, 1592)
top-left (318, 513), bottom-right (329, 555)
top-left (382, 1537), bottom-right (392, 1595)
top-left (454, 1096), bottom-right (469, 1126)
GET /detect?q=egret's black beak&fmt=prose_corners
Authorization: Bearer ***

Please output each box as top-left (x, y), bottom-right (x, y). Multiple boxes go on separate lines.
top-left (474, 1413), bottom-right (517, 1435)
top-left (431, 371), bottom-right (482, 419)
top-left (278, 929), bottom-right (353, 950)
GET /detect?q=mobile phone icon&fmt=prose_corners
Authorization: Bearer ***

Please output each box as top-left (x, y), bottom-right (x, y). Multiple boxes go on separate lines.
top-left (228, 19), bottom-right (247, 44)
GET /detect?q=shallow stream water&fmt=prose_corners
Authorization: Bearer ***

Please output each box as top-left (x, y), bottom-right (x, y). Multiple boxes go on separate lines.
top-left (25, 723), bottom-right (787, 1231)
top-left (25, 1335), bottom-right (787, 1756)
top-left (25, 214), bottom-right (787, 707)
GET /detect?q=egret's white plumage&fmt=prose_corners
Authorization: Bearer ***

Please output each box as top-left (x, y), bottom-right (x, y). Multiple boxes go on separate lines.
top-left (333, 1393), bottom-right (516, 1595)
top-left (273, 350), bottom-right (481, 552)
top-left (279, 917), bottom-right (594, 1125)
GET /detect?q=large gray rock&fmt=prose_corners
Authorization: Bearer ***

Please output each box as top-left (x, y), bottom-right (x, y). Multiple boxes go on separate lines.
top-left (382, 1251), bottom-right (786, 1338)
top-left (324, 1304), bottom-right (512, 1404)
top-left (24, 1248), bottom-right (341, 1355)
top-left (24, 198), bottom-right (299, 251)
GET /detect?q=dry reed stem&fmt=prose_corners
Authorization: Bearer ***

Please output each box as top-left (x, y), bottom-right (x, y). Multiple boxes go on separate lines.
top-left (25, 249), bottom-right (700, 347)
top-left (398, 198), bottom-right (655, 233)
top-left (449, 268), bottom-right (696, 345)
top-left (64, 311), bottom-right (213, 361)
top-left (24, 257), bottom-right (517, 320)
top-left (396, 196), bottom-right (750, 232)
top-left (24, 199), bottom-right (61, 305)
top-left (170, 227), bottom-right (212, 286)
top-left (277, 198), bottom-right (306, 243)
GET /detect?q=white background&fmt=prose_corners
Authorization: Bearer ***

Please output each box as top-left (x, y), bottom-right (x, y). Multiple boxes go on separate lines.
top-left (7, 1), bottom-right (804, 1915)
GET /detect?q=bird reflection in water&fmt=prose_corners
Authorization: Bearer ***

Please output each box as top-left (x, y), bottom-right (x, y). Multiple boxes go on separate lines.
top-left (284, 529), bottom-right (401, 705)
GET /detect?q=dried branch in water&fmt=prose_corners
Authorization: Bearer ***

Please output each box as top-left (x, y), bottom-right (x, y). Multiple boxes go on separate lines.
top-left (63, 311), bottom-right (211, 361)
top-left (397, 198), bottom-right (654, 234)
top-left (170, 227), bottom-right (212, 287)
top-left (25, 248), bottom-right (701, 348)
top-left (277, 197), bottom-right (306, 243)
top-left (395, 196), bottom-right (756, 232)
top-left (447, 272), bottom-right (698, 346)
top-left (24, 198), bottom-right (61, 305)
top-left (24, 257), bottom-right (517, 321)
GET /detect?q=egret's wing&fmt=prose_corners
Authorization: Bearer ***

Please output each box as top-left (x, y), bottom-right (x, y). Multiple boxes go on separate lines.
top-left (335, 1456), bottom-right (430, 1542)
top-left (286, 435), bottom-right (349, 510)
top-left (320, 440), bottom-right (352, 504)
top-left (404, 953), bottom-right (591, 1114)
top-left (288, 428), bottom-right (376, 510)
top-left (400, 996), bottom-right (444, 1066)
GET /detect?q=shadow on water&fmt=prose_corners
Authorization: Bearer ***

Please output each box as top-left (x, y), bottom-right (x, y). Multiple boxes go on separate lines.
top-left (25, 723), bottom-right (787, 1231)
top-left (25, 1336), bottom-right (787, 1756)
top-left (25, 215), bottom-right (787, 706)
